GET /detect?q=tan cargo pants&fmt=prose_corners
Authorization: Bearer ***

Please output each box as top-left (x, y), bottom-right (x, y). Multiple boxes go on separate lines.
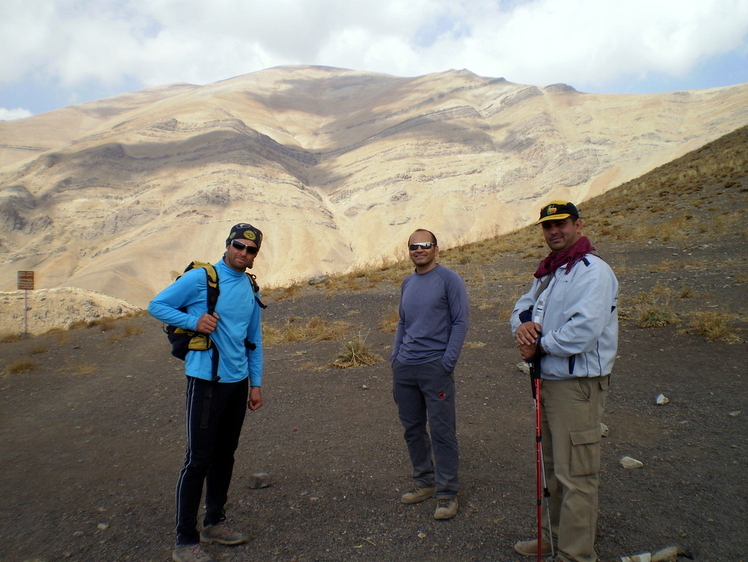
top-left (540, 375), bottom-right (609, 562)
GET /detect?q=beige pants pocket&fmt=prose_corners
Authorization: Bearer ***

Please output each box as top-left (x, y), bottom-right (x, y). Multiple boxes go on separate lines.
top-left (570, 426), bottom-right (602, 477)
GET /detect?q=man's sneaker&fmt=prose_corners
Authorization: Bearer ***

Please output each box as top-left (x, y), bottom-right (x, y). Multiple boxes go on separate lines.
top-left (401, 484), bottom-right (435, 504)
top-left (513, 538), bottom-right (553, 557)
top-left (434, 497), bottom-right (458, 520)
top-left (200, 522), bottom-right (249, 545)
top-left (172, 543), bottom-right (213, 562)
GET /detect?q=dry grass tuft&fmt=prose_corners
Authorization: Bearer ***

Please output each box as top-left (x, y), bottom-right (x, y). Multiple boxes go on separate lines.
top-left (0, 333), bottom-right (20, 343)
top-left (306, 317), bottom-right (353, 342)
top-left (123, 324), bottom-right (146, 337)
top-left (273, 285), bottom-right (301, 302)
top-left (495, 305), bottom-right (516, 321)
top-left (263, 316), bottom-right (353, 346)
top-left (637, 308), bottom-right (676, 328)
top-left (53, 331), bottom-right (71, 344)
top-left (41, 312), bottom-right (148, 336)
top-left (677, 285), bottom-right (695, 299)
top-left (379, 309), bottom-right (400, 333)
top-left (331, 333), bottom-right (383, 368)
top-left (95, 320), bottom-right (116, 331)
top-left (6, 359), bottom-right (37, 374)
top-left (621, 283), bottom-right (678, 327)
top-left (681, 312), bottom-right (742, 344)
top-left (106, 323), bottom-right (147, 344)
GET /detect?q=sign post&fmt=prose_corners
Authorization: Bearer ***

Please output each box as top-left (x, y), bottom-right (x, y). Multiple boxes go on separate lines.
top-left (17, 271), bottom-right (34, 335)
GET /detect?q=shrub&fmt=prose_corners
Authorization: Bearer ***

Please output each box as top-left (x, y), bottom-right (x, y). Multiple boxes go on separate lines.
top-left (331, 333), bottom-right (383, 368)
top-left (682, 312), bottom-right (742, 344)
top-left (638, 308), bottom-right (675, 328)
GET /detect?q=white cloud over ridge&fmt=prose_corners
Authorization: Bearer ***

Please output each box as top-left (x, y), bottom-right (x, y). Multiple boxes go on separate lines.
top-left (0, 107), bottom-right (33, 121)
top-left (1, 0), bottom-right (748, 116)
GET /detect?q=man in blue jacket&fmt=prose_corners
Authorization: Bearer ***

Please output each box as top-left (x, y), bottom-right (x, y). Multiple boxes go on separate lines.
top-left (392, 229), bottom-right (469, 520)
top-left (149, 223), bottom-right (265, 562)
top-left (510, 202), bottom-right (618, 562)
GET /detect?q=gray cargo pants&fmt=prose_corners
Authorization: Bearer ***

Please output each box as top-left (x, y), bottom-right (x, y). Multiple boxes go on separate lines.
top-left (392, 358), bottom-right (459, 498)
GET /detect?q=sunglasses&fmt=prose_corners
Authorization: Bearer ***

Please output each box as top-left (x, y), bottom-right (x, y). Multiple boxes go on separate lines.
top-left (409, 242), bottom-right (435, 251)
top-left (230, 240), bottom-right (259, 254)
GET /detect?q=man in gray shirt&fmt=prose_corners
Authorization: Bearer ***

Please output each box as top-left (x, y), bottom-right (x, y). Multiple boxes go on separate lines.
top-left (391, 229), bottom-right (469, 520)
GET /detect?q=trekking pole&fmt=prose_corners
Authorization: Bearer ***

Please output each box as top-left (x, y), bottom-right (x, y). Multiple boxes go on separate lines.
top-left (529, 352), bottom-right (554, 561)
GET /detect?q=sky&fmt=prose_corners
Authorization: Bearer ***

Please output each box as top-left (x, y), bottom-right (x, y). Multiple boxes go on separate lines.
top-left (1, 0), bottom-right (748, 120)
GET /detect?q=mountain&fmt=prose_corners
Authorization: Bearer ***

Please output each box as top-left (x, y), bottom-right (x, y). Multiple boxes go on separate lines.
top-left (1, 65), bottom-right (747, 308)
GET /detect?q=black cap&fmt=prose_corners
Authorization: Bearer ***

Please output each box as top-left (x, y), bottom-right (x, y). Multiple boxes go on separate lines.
top-left (536, 201), bottom-right (580, 224)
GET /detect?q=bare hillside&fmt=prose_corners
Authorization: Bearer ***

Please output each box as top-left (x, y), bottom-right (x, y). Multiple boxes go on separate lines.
top-left (1, 66), bottom-right (747, 309)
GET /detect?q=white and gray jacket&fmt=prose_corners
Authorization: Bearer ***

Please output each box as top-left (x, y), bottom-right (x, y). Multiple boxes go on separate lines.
top-left (510, 254), bottom-right (619, 380)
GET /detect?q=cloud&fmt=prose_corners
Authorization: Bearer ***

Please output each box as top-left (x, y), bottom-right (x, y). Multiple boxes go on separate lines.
top-left (417, 0), bottom-right (748, 89)
top-left (0, 107), bottom-right (33, 120)
top-left (1, 0), bottom-right (747, 114)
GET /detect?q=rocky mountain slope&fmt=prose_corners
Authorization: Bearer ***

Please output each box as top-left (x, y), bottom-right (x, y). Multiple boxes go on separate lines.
top-left (1, 65), bottom-right (747, 309)
top-left (1, 122), bottom-right (746, 338)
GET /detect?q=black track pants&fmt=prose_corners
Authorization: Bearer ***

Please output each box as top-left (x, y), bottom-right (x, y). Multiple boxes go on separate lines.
top-left (175, 376), bottom-right (248, 545)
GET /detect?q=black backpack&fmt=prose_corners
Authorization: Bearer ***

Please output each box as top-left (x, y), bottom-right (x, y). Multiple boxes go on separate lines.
top-left (163, 261), bottom-right (266, 381)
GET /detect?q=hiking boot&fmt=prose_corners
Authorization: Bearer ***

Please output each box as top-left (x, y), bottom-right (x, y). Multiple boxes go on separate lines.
top-left (173, 543), bottom-right (213, 562)
top-left (401, 484), bottom-right (435, 504)
top-left (513, 538), bottom-right (553, 557)
top-left (200, 522), bottom-right (249, 545)
top-left (434, 497), bottom-right (458, 520)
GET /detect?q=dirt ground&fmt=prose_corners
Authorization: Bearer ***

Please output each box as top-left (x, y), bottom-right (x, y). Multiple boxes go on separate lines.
top-left (1, 236), bottom-right (746, 562)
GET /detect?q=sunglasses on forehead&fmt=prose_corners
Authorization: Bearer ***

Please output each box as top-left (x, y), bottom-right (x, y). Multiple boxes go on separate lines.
top-left (409, 242), bottom-right (435, 251)
top-left (230, 240), bottom-right (259, 254)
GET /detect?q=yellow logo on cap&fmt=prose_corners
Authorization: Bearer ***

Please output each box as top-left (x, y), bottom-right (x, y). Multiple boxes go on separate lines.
top-left (243, 230), bottom-right (257, 241)
top-left (546, 205), bottom-right (557, 216)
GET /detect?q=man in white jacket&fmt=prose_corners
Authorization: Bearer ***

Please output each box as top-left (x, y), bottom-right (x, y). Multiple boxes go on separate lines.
top-left (510, 201), bottom-right (618, 562)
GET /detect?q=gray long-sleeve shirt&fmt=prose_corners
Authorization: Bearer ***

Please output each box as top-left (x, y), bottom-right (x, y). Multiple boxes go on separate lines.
top-left (391, 264), bottom-right (469, 372)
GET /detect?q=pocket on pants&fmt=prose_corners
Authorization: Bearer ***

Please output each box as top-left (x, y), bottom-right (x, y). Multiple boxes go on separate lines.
top-left (570, 426), bottom-right (602, 477)
top-left (436, 360), bottom-right (453, 377)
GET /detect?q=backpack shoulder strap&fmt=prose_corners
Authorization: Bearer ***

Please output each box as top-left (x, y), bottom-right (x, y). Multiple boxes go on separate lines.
top-left (246, 272), bottom-right (267, 309)
top-left (188, 261), bottom-right (221, 381)
top-left (184, 261), bottom-right (220, 314)
top-left (202, 264), bottom-right (220, 314)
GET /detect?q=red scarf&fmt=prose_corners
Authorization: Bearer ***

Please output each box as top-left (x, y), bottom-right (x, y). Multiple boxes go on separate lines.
top-left (534, 236), bottom-right (596, 278)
